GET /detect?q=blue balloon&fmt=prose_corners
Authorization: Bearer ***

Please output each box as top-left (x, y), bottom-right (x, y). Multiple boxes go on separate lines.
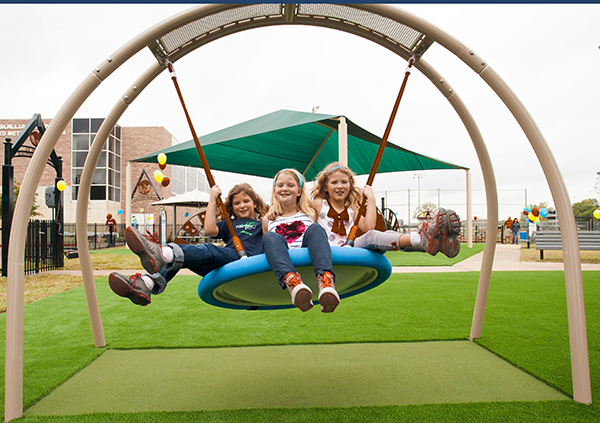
top-left (540, 208), bottom-right (549, 218)
top-left (184, 212), bottom-right (189, 217)
top-left (117, 209), bottom-right (123, 215)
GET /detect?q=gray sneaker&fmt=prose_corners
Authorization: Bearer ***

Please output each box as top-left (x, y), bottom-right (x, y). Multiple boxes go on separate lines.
top-left (439, 209), bottom-right (461, 258)
top-left (417, 208), bottom-right (448, 255)
top-left (108, 272), bottom-right (152, 306)
top-left (125, 226), bottom-right (166, 274)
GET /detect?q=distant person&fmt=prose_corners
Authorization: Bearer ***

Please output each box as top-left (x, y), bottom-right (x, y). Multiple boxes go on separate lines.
top-left (504, 217), bottom-right (513, 243)
top-left (106, 213), bottom-right (117, 247)
top-left (512, 217), bottom-right (521, 245)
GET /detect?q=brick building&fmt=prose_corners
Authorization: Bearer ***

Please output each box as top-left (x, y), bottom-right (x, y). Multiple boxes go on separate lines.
top-left (0, 117), bottom-right (208, 230)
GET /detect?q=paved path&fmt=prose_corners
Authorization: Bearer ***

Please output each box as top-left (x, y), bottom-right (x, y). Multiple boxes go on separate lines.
top-left (45, 244), bottom-right (600, 277)
top-left (392, 244), bottom-right (600, 273)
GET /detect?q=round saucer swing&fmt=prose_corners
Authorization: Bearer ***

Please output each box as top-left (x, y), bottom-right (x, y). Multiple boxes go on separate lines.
top-left (198, 246), bottom-right (392, 310)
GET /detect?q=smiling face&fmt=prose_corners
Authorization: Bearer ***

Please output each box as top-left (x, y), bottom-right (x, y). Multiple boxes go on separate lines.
top-left (274, 172), bottom-right (301, 209)
top-left (230, 192), bottom-right (256, 219)
top-left (325, 170), bottom-right (351, 205)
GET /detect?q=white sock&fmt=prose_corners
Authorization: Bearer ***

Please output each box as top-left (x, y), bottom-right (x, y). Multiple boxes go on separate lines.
top-left (162, 246), bottom-right (174, 263)
top-left (141, 275), bottom-right (155, 290)
top-left (410, 232), bottom-right (421, 248)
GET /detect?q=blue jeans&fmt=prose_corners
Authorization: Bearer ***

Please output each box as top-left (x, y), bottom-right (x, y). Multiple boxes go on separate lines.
top-left (262, 224), bottom-right (334, 289)
top-left (151, 243), bottom-right (239, 295)
top-left (512, 230), bottom-right (519, 244)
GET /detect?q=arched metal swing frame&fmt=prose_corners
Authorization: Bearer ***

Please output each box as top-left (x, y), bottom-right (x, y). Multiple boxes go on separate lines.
top-left (5, 4), bottom-right (591, 420)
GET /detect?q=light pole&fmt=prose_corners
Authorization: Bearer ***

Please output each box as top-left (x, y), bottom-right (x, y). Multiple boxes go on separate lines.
top-left (413, 172), bottom-right (425, 211)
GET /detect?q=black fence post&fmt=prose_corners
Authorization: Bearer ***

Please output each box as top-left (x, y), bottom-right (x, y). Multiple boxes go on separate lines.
top-left (2, 138), bottom-right (13, 277)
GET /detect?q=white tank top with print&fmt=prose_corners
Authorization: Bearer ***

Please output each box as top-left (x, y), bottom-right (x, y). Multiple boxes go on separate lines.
top-left (268, 212), bottom-right (314, 249)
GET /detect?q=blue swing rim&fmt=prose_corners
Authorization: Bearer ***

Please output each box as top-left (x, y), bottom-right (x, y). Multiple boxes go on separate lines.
top-left (198, 246), bottom-right (392, 310)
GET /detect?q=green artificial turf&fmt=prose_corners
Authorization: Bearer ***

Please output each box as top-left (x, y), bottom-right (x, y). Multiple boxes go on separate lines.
top-left (26, 341), bottom-right (567, 416)
top-left (2, 270), bottom-right (600, 422)
top-left (385, 243), bottom-right (484, 266)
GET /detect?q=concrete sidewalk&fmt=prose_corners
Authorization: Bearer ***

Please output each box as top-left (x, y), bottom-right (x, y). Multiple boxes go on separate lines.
top-left (392, 243), bottom-right (600, 273)
top-left (45, 244), bottom-right (600, 277)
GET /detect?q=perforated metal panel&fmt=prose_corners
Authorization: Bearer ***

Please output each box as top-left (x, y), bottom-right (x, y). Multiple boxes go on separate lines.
top-left (151, 3), bottom-right (429, 62)
top-left (296, 4), bottom-right (423, 51)
top-left (157, 4), bottom-right (283, 55)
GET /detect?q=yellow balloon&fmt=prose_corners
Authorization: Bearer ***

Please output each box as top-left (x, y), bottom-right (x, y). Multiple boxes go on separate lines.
top-left (594, 209), bottom-right (600, 219)
top-left (157, 153), bottom-right (167, 166)
top-left (154, 170), bottom-right (164, 183)
top-left (56, 180), bottom-right (66, 191)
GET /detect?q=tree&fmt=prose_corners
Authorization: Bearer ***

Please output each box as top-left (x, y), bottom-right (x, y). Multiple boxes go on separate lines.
top-left (572, 198), bottom-right (599, 218)
top-left (0, 182), bottom-right (42, 219)
top-left (412, 201), bottom-right (437, 220)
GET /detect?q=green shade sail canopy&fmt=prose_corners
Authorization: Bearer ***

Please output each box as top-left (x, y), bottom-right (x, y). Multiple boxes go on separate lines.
top-left (131, 109), bottom-right (467, 180)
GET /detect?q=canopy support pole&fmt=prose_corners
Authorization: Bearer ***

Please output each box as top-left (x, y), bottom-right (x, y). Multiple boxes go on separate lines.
top-left (126, 162), bottom-right (132, 235)
top-left (466, 169), bottom-right (473, 248)
top-left (302, 129), bottom-right (333, 178)
top-left (338, 116), bottom-right (348, 166)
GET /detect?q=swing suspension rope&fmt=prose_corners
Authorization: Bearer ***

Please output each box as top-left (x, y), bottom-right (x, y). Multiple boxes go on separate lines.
top-left (165, 54), bottom-right (415, 252)
top-left (345, 56), bottom-right (416, 246)
top-left (165, 60), bottom-right (247, 258)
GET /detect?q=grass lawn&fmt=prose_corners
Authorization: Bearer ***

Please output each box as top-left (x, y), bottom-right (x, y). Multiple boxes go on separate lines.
top-left (62, 247), bottom-right (140, 271)
top-left (385, 243), bottom-right (484, 266)
top-left (1, 268), bottom-right (599, 421)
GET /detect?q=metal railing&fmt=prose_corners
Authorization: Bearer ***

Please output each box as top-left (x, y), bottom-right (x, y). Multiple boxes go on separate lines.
top-left (24, 220), bottom-right (63, 275)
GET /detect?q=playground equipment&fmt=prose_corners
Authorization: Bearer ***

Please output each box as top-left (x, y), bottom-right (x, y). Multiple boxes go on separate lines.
top-left (5, 4), bottom-right (590, 421)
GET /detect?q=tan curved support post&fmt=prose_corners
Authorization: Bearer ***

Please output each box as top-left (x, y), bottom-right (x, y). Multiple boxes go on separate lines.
top-left (5, 5), bottom-right (232, 420)
top-left (445, 87), bottom-right (498, 343)
top-left (4, 73), bottom-right (102, 422)
top-left (409, 58), bottom-right (498, 342)
top-left (479, 66), bottom-right (591, 404)
top-left (76, 61), bottom-right (165, 350)
top-left (369, 3), bottom-right (590, 403)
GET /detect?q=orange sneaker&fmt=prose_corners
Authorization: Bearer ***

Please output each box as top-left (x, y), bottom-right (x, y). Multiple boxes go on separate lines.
top-left (284, 272), bottom-right (313, 312)
top-left (317, 271), bottom-right (339, 313)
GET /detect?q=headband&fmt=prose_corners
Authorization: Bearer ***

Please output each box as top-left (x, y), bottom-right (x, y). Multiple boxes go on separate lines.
top-left (326, 165), bottom-right (344, 173)
top-left (274, 168), bottom-right (303, 188)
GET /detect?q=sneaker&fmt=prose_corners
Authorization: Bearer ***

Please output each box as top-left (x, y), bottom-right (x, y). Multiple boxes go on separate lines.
top-left (108, 272), bottom-right (152, 306)
top-left (125, 226), bottom-right (166, 274)
top-left (417, 207), bottom-right (448, 255)
top-left (438, 209), bottom-right (461, 259)
top-left (317, 271), bottom-right (339, 313)
top-left (284, 272), bottom-right (313, 312)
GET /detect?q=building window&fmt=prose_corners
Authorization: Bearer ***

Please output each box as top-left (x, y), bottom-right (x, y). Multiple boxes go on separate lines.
top-left (170, 165), bottom-right (207, 195)
top-left (72, 118), bottom-right (121, 201)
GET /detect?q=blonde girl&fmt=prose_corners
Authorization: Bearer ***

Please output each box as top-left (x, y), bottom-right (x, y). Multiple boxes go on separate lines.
top-left (262, 168), bottom-right (339, 313)
top-left (311, 162), bottom-right (460, 257)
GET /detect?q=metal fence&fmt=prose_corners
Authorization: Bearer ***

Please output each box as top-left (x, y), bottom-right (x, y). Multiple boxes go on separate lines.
top-left (63, 223), bottom-right (127, 251)
top-left (24, 220), bottom-right (63, 275)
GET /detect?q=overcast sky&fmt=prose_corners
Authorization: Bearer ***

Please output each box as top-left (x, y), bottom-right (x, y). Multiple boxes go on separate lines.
top-left (1, 3), bottom-right (598, 223)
